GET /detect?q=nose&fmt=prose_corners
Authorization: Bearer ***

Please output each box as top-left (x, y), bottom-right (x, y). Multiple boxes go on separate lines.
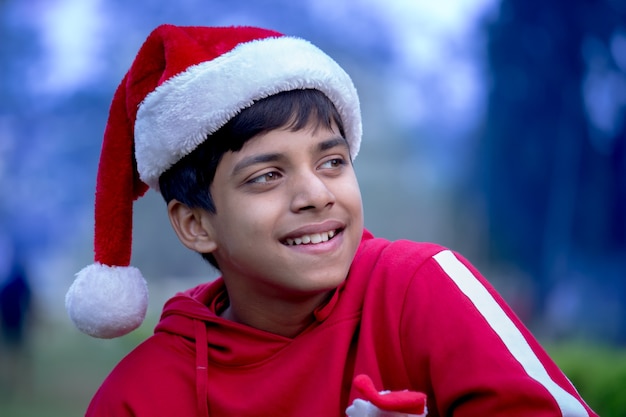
top-left (289, 170), bottom-right (336, 213)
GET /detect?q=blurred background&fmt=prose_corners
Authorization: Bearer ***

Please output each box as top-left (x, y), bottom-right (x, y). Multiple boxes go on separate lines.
top-left (1, 0), bottom-right (625, 415)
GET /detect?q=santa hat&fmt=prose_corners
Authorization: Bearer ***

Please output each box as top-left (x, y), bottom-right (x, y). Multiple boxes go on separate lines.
top-left (64, 24), bottom-right (362, 338)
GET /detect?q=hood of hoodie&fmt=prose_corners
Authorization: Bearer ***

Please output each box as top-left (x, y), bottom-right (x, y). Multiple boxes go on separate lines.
top-left (154, 279), bottom-right (308, 417)
top-left (155, 279), bottom-right (298, 366)
top-left (154, 277), bottom-right (342, 367)
top-left (153, 230), bottom-right (377, 367)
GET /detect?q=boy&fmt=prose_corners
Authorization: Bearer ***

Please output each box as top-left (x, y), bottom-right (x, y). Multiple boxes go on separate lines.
top-left (65, 24), bottom-right (597, 416)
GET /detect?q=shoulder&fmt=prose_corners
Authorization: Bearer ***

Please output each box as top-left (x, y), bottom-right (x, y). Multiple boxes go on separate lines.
top-left (350, 231), bottom-right (499, 311)
top-left (345, 230), bottom-right (460, 307)
top-left (86, 332), bottom-right (196, 416)
top-left (354, 230), bottom-right (448, 274)
top-left (91, 335), bottom-right (164, 392)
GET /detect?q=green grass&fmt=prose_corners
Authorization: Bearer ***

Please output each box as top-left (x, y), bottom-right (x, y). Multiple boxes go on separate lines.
top-left (0, 319), bottom-right (147, 417)
top-left (546, 343), bottom-right (626, 417)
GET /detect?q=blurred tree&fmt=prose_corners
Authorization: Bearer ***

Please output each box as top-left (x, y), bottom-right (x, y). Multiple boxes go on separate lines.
top-left (477, 0), bottom-right (626, 343)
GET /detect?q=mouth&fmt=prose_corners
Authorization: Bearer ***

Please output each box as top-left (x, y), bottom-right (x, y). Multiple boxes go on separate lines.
top-left (282, 229), bottom-right (341, 246)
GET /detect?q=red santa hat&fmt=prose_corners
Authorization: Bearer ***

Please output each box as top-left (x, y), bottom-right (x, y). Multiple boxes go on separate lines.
top-left (64, 24), bottom-right (362, 338)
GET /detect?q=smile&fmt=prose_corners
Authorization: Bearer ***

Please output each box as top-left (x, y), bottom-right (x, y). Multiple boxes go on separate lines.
top-left (283, 229), bottom-right (338, 246)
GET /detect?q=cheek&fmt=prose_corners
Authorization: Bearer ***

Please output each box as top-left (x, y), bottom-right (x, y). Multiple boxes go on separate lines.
top-left (339, 178), bottom-right (363, 209)
top-left (232, 198), bottom-right (283, 236)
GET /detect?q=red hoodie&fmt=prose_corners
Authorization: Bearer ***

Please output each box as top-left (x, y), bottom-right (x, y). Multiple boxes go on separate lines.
top-left (86, 230), bottom-right (597, 416)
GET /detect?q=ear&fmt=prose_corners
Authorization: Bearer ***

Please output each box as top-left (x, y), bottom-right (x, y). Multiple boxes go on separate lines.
top-left (167, 200), bottom-right (218, 254)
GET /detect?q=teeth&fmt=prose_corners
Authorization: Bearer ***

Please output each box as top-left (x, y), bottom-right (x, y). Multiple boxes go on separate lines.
top-left (285, 230), bottom-right (337, 246)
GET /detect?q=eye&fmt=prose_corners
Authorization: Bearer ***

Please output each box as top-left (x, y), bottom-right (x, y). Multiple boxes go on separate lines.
top-left (319, 158), bottom-right (347, 170)
top-left (248, 171), bottom-right (282, 184)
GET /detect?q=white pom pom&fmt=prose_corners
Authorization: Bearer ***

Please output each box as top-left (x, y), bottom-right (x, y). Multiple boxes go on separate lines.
top-left (65, 263), bottom-right (148, 338)
top-left (346, 399), bottom-right (378, 417)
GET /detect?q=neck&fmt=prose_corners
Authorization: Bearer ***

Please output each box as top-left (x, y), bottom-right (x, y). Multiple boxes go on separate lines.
top-left (220, 290), bottom-right (331, 338)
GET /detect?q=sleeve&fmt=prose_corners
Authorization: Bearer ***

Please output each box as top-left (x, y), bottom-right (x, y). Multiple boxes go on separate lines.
top-left (400, 248), bottom-right (598, 417)
top-left (85, 373), bottom-right (137, 417)
top-left (84, 334), bottom-right (199, 417)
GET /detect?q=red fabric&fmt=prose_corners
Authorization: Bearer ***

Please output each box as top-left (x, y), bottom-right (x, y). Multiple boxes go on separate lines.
top-left (124, 25), bottom-right (283, 124)
top-left (93, 24), bottom-right (282, 267)
top-left (353, 374), bottom-right (426, 414)
top-left (94, 74), bottom-right (146, 266)
top-left (85, 231), bottom-right (598, 417)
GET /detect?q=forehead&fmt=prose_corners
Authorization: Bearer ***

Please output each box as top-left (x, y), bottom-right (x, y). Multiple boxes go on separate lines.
top-left (242, 121), bottom-right (345, 152)
top-left (219, 123), bottom-right (348, 175)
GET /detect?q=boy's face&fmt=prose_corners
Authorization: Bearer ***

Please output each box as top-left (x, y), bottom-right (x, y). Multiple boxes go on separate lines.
top-left (204, 122), bottom-right (364, 300)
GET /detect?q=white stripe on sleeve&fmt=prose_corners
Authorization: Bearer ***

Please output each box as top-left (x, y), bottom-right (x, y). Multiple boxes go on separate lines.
top-left (433, 250), bottom-right (590, 417)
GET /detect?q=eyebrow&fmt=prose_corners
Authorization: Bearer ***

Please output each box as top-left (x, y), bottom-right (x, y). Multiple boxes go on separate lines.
top-left (231, 153), bottom-right (284, 177)
top-left (231, 136), bottom-right (349, 177)
top-left (318, 136), bottom-right (349, 152)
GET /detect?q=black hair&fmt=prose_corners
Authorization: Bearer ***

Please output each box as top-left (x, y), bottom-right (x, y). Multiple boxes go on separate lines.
top-left (159, 89), bottom-right (346, 269)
